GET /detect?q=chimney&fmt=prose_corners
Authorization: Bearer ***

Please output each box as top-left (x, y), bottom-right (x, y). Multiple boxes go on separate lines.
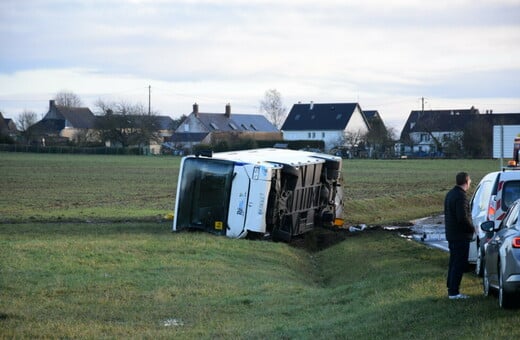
top-left (49, 99), bottom-right (56, 109)
top-left (193, 103), bottom-right (199, 117)
top-left (225, 103), bottom-right (231, 117)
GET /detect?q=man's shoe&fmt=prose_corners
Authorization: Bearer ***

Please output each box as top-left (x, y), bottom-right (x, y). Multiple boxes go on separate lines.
top-left (449, 294), bottom-right (469, 300)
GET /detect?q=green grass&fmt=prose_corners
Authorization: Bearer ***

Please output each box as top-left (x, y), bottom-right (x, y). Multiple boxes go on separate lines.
top-left (1, 223), bottom-right (518, 338)
top-left (343, 158), bottom-right (499, 225)
top-left (0, 152), bottom-right (516, 338)
top-left (0, 153), bottom-right (501, 225)
top-left (0, 153), bottom-right (179, 223)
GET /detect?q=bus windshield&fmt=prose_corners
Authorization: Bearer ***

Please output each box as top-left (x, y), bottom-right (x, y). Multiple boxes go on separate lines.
top-left (175, 157), bottom-right (234, 234)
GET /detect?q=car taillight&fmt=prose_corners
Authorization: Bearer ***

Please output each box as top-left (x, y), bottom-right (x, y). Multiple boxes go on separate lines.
top-left (513, 237), bottom-right (520, 248)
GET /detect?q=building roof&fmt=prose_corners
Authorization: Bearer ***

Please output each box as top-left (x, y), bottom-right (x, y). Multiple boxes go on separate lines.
top-left (156, 115), bottom-right (175, 130)
top-left (194, 113), bottom-right (278, 133)
top-left (44, 100), bottom-right (96, 129)
top-left (363, 110), bottom-right (379, 120)
top-left (484, 113), bottom-right (520, 125)
top-left (28, 119), bottom-right (65, 135)
top-left (281, 103), bottom-right (362, 131)
top-left (179, 104), bottom-right (278, 133)
top-left (400, 108), bottom-right (480, 139)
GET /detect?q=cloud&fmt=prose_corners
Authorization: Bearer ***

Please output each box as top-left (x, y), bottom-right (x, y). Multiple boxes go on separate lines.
top-left (0, 0), bottom-right (519, 132)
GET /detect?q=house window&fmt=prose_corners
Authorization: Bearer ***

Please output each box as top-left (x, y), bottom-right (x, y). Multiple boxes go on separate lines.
top-left (420, 133), bottom-right (430, 142)
top-left (295, 114), bottom-right (301, 120)
top-left (336, 114), bottom-right (342, 120)
top-left (184, 124), bottom-right (189, 132)
top-left (322, 132), bottom-right (325, 138)
top-left (312, 132), bottom-right (316, 138)
top-left (308, 132), bottom-right (312, 138)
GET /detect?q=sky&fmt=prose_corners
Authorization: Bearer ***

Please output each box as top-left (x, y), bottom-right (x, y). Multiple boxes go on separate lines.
top-left (1, 0), bottom-right (520, 134)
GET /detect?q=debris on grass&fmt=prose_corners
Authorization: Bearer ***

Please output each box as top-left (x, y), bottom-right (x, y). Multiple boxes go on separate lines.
top-left (163, 318), bottom-right (184, 327)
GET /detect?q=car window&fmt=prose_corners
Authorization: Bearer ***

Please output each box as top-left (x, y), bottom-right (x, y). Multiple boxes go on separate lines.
top-left (471, 180), bottom-right (492, 214)
top-left (478, 181), bottom-right (493, 209)
top-left (503, 202), bottom-right (520, 229)
top-left (502, 180), bottom-right (520, 211)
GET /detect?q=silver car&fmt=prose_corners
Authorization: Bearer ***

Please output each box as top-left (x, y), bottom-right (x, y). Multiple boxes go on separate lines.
top-left (481, 199), bottom-right (520, 308)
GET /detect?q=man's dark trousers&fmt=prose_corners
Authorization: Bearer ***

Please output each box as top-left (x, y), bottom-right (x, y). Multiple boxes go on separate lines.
top-left (447, 240), bottom-right (470, 296)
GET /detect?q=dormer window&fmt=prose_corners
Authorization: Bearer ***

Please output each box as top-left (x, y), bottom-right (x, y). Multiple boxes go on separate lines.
top-left (249, 124), bottom-right (257, 131)
top-left (210, 122), bottom-right (219, 130)
top-left (241, 124), bottom-right (248, 130)
top-left (229, 123), bottom-right (237, 130)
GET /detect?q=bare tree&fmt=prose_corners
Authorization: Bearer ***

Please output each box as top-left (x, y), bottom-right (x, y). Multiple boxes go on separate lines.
top-left (16, 110), bottom-right (38, 132)
top-left (342, 130), bottom-right (367, 158)
top-left (364, 118), bottom-right (397, 158)
top-left (15, 110), bottom-right (38, 144)
top-left (259, 89), bottom-right (287, 129)
top-left (54, 90), bottom-right (82, 107)
top-left (94, 99), bottom-right (160, 148)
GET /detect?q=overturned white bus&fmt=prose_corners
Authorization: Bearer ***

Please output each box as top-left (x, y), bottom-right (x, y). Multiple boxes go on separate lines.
top-left (172, 148), bottom-right (344, 241)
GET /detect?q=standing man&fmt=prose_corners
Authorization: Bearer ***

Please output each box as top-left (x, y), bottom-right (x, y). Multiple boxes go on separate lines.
top-left (444, 172), bottom-right (475, 299)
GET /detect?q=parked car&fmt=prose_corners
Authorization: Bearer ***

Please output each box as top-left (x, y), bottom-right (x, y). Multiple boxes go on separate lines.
top-left (480, 199), bottom-right (520, 308)
top-left (470, 169), bottom-right (520, 276)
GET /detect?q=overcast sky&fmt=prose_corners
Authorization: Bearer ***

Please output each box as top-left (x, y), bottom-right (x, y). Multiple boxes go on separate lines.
top-left (1, 0), bottom-right (519, 133)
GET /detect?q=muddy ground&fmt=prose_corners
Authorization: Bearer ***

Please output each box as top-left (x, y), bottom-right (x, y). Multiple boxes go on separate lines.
top-left (292, 215), bottom-right (446, 252)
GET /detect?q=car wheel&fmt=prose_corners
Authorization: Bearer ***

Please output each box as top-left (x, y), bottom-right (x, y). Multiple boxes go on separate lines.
top-left (498, 262), bottom-right (514, 309)
top-left (475, 242), bottom-right (483, 277)
top-left (483, 265), bottom-right (491, 297)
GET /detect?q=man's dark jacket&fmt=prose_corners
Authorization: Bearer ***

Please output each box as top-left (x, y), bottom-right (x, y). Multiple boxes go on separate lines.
top-left (444, 185), bottom-right (475, 241)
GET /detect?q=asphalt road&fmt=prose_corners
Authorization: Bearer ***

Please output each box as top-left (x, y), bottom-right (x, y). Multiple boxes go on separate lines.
top-left (409, 215), bottom-right (449, 252)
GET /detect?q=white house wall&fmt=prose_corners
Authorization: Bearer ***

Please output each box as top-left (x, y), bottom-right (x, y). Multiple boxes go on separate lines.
top-left (345, 107), bottom-right (369, 135)
top-left (282, 107), bottom-right (369, 151)
top-left (493, 125), bottom-right (520, 159)
top-left (282, 130), bottom-right (344, 151)
top-left (177, 114), bottom-right (207, 133)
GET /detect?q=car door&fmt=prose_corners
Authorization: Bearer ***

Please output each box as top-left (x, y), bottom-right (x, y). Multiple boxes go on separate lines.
top-left (471, 179), bottom-right (493, 228)
top-left (470, 178), bottom-right (494, 262)
top-left (487, 202), bottom-right (520, 286)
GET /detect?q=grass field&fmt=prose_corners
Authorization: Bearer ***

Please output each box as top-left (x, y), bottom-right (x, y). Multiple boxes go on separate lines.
top-left (0, 152), bottom-right (500, 225)
top-left (1, 152), bottom-right (517, 338)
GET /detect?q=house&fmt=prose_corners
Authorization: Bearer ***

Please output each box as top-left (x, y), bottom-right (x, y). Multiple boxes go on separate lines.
top-left (281, 102), bottom-right (370, 152)
top-left (362, 110), bottom-right (393, 158)
top-left (0, 112), bottom-right (18, 140)
top-left (398, 107), bottom-right (480, 157)
top-left (169, 103), bottom-right (281, 152)
top-left (28, 100), bottom-right (97, 145)
top-left (155, 115), bottom-right (176, 139)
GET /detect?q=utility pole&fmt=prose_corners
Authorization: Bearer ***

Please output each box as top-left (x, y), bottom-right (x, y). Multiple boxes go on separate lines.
top-left (148, 85), bottom-right (151, 115)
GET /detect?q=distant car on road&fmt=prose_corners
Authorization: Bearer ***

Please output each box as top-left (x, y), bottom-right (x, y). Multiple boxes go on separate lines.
top-left (470, 169), bottom-right (520, 276)
top-left (480, 199), bottom-right (520, 309)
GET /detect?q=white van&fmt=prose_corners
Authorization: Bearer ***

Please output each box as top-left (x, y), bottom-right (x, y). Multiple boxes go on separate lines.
top-left (470, 169), bottom-right (520, 276)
